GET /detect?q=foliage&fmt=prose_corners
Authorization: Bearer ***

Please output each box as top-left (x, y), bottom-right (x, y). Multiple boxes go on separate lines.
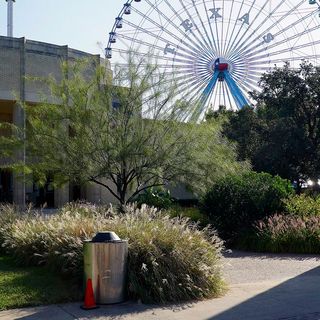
top-left (220, 62), bottom-right (320, 189)
top-left (169, 206), bottom-right (210, 227)
top-left (182, 120), bottom-right (250, 196)
top-left (0, 54), bottom-right (247, 205)
top-left (222, 106), bottom-right (265, 164)
top-left (202, 172), bottom-right (294, 242)
top-left (283, 194), bottom-right (320, 217)
top-left (1, 203), bottom-right (224, 303)
top-left (0, 256), bottom-right (80, 310)
top-left (239, 214), bottom-right (320, 254)
top-left (134, 187), bottom-right (173, 209)
top-left (0, 205), bottom-right (21, 253)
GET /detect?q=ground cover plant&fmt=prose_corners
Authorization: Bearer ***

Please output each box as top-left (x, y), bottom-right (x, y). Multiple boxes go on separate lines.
top-left (0, 256), bottom-right (80, 311)
top-left (0, 203), bottom-right (224, 304)
top-left (239, 214), bottom-right (320, 254)
top-left (202, 172), bottom-right (294, 242)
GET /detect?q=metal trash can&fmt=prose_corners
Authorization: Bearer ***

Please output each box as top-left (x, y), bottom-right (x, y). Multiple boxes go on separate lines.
top-left (83, 231), bottom-right (128, 304)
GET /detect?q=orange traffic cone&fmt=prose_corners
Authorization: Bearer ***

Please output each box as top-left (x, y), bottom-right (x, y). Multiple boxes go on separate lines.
top-left (81, 278), bottom-right (99, 310)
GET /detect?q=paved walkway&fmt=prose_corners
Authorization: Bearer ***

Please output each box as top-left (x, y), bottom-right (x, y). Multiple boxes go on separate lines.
top-left (1, 251), bottom-right (320, 320)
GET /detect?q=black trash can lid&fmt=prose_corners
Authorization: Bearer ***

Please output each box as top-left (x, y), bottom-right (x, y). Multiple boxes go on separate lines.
top-left (91, 231), bottom-right (122, 243)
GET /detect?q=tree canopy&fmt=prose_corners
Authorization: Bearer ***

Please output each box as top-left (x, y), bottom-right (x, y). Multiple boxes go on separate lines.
top-left (220, 62), bottom-right (320, 190)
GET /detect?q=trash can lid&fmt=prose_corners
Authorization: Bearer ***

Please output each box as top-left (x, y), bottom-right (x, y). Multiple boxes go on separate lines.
top-left (91, 231), bottom-right (122, 243)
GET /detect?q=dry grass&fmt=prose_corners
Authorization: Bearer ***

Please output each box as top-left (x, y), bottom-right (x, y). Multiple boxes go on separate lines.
top-left (239, 214), bottom-right (320, 254)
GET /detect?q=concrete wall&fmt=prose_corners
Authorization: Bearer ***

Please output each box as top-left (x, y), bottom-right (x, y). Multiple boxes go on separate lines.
top-left (0, 37), bottom-right (109, 103)
top-left (0, 36), bottom-right (111, 208)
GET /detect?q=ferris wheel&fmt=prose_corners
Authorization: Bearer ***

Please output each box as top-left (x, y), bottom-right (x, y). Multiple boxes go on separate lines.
top-left (106, 0), bottom-right (320, 120)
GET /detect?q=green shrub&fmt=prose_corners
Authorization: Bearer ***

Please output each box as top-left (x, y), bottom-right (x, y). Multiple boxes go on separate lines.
top-left (1, 203), bottom-right (224, 303)
top-left (134, 187), bottom-right (173, 209)
top-left (283, 194), bottom-right (320, 217)
top-left (169, 206), bottom-right (210, 227)
top-left (202, 172), bottom-right (294, 242)
top-left (239, 214), bottom-right (320, 254)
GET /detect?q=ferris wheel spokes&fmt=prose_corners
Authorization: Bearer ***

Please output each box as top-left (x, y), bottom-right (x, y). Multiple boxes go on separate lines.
top-left (178, 0), bottom-right (216, 54)
top-left (201, 0), bottom-right (220, 56)
top-left (136, 1), bottom-right (213, 56)
top-left (224, 0), bottom-right (259, 57)
top-left (223, 0), bottom-right (246, 55)
top-left (228, 0), bottom-right (310, 59)
top-left (224, 0), bottom-right (270, 57)
top-left (246, 38), bottom-right (320, 66)
top-left (226, 0), bottom-right (287, 57)
top-left (236, 9), bottom-right (320, 60)
top-left (161, 0), bottom-right (216, 55)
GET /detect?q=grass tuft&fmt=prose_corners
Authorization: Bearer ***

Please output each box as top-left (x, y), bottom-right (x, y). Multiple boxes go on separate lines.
top-left (239, 214), bottom-right (320, 254)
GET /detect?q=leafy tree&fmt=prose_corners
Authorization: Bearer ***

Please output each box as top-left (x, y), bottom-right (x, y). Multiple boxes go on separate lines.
top-left (1, 55), bottom-right (248, 205)
top-left (222, 106), bottom-right (265, 162)
top-left (222, 62), bottom-right (320, 190)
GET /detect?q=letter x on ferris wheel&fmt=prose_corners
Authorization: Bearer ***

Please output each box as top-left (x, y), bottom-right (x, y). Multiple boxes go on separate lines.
top-left (106, 0), bottom-right (320, 120)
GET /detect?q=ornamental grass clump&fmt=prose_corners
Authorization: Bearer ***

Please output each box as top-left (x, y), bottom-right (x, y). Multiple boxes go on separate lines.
top-left (0, 204), bottom-right (23, 253)
top-left (240, 214), bottom-right (320, 254)
top-left (1, 203), bottom-right (224, 303)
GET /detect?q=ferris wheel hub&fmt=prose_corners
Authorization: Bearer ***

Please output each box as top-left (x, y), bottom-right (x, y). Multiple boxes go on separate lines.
top-left (208, 58), bottom-right (233, 73)
top-left (214, 58), bottom-right (229, 71)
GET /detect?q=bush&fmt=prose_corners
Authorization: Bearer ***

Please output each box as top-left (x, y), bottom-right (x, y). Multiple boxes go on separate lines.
top-left (202, 172), bottom-right (294, 242)
top-left (134, 187), bottom-right (173, 209)
top-left (169, 206), bottom-right (210, 227)
top-left (1, 203), bottom-right (224, 303)
top-left (283, 194), bottom-right (320, 217)
top-left (239, 214), bottom-right (320, 254)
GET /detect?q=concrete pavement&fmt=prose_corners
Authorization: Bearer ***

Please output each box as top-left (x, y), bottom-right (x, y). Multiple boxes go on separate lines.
top-left (1, 251), bottom-right (320, 320)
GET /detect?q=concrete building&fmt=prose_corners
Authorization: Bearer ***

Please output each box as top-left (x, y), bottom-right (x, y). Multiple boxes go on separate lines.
top-left (0, 36), bottom-right (116, 208)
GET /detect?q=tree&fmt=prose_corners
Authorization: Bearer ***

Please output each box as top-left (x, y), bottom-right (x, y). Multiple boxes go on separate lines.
top-left (222, 62), bottom-right (320, 190)
top-left (220, 106), bottom-right (264, 162)
top-left (1, 54), bottom-right (247, 205)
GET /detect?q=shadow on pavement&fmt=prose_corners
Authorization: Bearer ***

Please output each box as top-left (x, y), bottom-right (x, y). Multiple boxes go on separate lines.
top-left (15, 300), bottom-right (195, 320)
top-left (208, 266), bottom-right (320, 320)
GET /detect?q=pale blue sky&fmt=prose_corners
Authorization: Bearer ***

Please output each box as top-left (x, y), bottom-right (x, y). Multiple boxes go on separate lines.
top-left (0, 0), bottom-right (121, 55)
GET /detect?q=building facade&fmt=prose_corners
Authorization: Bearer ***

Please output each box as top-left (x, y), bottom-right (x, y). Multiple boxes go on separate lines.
top-left (0, 36), bottom-right (118, 207)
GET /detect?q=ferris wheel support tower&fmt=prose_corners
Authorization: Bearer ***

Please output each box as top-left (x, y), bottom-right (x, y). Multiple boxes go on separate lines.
top-left (6, 0), bottom-right (15, 37)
